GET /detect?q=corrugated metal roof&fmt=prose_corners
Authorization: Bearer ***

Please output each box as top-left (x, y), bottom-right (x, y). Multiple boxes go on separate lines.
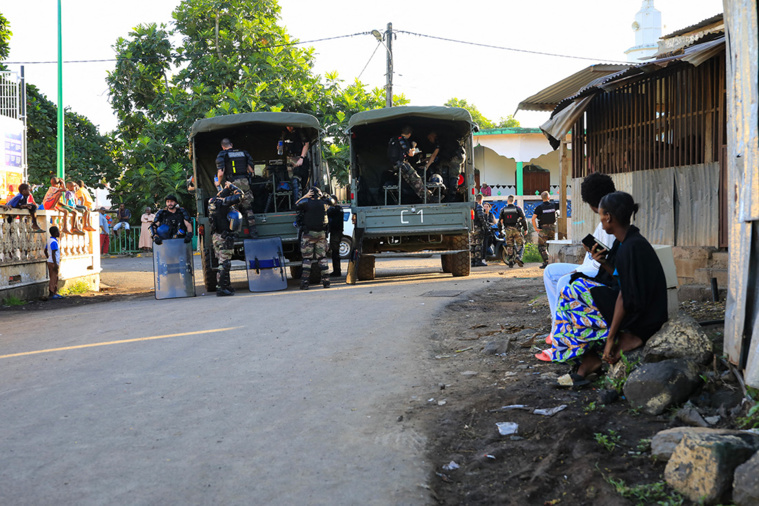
top-left (661, 13), bottom-right (723, 39)
top-left (515, 64), bottom-right (631, 113)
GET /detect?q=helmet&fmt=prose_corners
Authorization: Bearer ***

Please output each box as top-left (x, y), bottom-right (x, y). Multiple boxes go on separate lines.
top-left (227, 210), bottom-right (242, 232)
top-left (429, 174), bottom-right (445, 187)
top-left (277, 181), bottom-right (292, 191)
top-left (165, 194), bottom-right (179, 204)
top-left (156, 224), bottom-right (172, 239)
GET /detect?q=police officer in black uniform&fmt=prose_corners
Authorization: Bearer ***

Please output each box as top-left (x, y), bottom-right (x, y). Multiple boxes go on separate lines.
top-left (327, 196), bottom-right (344, 277)
top-left (215, 138), bottom-right (258, 238)
top-left (208, 183), bottom-right (243, 296)
top-left (281, 126), bottom-right (310, 201)
top-left (388, 125), bottom-right (435, 203)
top-left (295, 187), bottom-right (331, 290)
top-left (151, 194), bottom-right (193, 245)
top-left (499, 195), bottom-right (527, 267)
top-left (532, 191), bottom-right (559, 268)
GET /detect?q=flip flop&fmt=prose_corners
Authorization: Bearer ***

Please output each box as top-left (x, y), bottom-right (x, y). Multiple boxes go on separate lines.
top-left (555, 373), bottom-right (590, 389)
top-left (535, 350), bottom-right (552, 362)
top-left (545, 335), bottom-right (553, 345)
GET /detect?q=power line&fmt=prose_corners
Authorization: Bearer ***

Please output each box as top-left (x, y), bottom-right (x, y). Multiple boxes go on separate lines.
top-left (357, 41), bottom-right (382, 81)
top-left (396, 30), bottom-right (629, 64)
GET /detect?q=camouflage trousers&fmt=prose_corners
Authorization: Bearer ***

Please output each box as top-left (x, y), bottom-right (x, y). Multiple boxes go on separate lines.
top-left (300, 230), bottom-right (329, 279)
top-left (228, 177), bottom-right (257, 230)
top-left (399, 162), bottom-right (432, 202)
top-left (470, 228), bottom-right (485, 262)
top-left (538, 224), bottom-right (555, 262)
top-left (504, 226), bottom-right (524, 263)
top-left (212, 233), bottom-right (233, 283)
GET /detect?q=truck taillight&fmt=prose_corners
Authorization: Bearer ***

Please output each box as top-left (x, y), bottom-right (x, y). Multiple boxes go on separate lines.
top-left (350, 192), bottom-right (354, 200)
top-left (471, 187), bottom-right (475, 195)
top-left (471, 210), bottom-right (475, 220)
top-left (198, 224), bottom-right (204, 237)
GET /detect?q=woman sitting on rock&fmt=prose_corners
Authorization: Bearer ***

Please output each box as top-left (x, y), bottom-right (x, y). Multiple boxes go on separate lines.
top-left (537, 191), bottom-right (668, 384)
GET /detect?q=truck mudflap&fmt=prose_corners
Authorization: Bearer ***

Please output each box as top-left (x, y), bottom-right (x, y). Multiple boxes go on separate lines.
top-left (244, 238), bottom-right (287, 292)
top-left (153, 239), bottom-right (196, 300)
top-left (355, 203), bottom-right (471, 236)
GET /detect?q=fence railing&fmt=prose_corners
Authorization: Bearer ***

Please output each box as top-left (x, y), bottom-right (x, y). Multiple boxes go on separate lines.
top-left (106, 219), bottom-right (198, 255)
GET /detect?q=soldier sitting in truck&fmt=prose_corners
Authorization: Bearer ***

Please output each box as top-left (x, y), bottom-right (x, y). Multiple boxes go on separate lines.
top-left (387, 125), bottom-right (436, 203)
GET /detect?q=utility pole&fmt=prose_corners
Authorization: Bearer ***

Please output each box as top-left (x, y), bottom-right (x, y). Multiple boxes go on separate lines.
top-left (57, 0), bottom-right (65, 180)
top-left (385, 22), bottom-right (393, 108)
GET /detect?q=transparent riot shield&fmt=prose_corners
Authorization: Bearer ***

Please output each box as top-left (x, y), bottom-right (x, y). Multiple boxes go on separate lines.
top-left (153, 239), bottom-right (196, 300)
top-left (244, 238), bottom-right (287, 292)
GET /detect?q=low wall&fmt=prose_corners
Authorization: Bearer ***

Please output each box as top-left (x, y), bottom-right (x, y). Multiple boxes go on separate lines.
top-left (0, 209), bottom-right (101, 301)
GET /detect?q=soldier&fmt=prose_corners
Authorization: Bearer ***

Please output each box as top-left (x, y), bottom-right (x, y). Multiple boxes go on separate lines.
top-left (215, 138), bottom-right (258, 238)
top-left (327, 196), bottom-right (344, 277)
top-left (295, 187), bottom-right (331, 290)
top-left (387, 125), bottom-right (435, 203)
top-left (499, 195), bottom-right (526, 268)
top-left (470, 194), bottom-right (489, 267)
top-left (281, 126), bottom-right (310, 201)
top-left (532, 191), bottom-right (559, 269)
top-left (208, 183), bottom-right (243, 296)
top-left (150, 194), bottom-right (193, 245)
top-left (421, 131), bottom-right (465, 203)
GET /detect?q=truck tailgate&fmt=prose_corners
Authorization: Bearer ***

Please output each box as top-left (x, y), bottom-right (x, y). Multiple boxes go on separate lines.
top-left (355, 203), bottom-right (472, 236)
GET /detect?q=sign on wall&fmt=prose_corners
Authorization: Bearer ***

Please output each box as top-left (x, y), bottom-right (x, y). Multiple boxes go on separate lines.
top-left (0, 115), bottom-right (24, 204)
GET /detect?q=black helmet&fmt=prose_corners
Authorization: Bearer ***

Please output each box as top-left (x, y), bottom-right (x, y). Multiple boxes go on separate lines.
top-left (165, 194), bottom-right (179, 203)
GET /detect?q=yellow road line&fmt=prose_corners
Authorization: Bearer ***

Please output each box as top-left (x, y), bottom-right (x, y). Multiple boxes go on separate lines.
top-left (0, 327), bottom-right (242, 360)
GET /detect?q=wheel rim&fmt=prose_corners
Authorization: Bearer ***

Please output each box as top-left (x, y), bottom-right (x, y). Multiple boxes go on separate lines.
top-left (339, 239), bottom-right (351, 258)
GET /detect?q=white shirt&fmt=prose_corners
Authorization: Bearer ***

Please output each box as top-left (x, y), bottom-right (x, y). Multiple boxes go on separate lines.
top-left (576, 222), bottom-right (616, 277)
top-left (46, 237), bottom-right (61, 264)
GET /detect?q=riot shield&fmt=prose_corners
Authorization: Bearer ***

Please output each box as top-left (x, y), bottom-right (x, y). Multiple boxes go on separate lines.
top-left (153, 239), bottom-right (196, 299)
top-left (244, 238), bottom-right (287, 292)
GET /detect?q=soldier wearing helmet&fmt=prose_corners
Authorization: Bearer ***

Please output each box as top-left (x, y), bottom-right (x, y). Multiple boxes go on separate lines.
top-left (208, 182), bottom-right (243, 296)
top-left (150, 194), bottom-right (193, 245)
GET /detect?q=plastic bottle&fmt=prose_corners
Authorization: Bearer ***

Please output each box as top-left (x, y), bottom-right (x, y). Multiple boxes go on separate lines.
top-left (277, 140), bottom-right (284, 156)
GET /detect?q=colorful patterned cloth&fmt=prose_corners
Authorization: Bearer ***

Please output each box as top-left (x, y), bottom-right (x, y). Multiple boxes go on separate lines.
top-left (547, 277), bottom-right (609, 363)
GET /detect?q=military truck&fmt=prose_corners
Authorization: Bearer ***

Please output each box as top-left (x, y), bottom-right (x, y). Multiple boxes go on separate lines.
top-left (347, 106), bottom-right (476, 281)
top-left (189, 112), bottom-right (326, 291)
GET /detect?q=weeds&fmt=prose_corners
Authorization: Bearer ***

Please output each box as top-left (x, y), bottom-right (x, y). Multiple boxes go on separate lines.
top-left (2, 295), bottom-right (25, 306)
top-left (596, 351), bottom-right (641, 393)
top-left (522, 243), bottom-right (542, 263)
top-left (59, 280), bottom-right (91, 296)
top-left (584, 401), bottom-right (602, 414)
top-left (606, 477), bottom-right (684, 506)
top-left (594, 430), bottom-right (621, 453)
top-left (737, 404), bottom-right (759, 430)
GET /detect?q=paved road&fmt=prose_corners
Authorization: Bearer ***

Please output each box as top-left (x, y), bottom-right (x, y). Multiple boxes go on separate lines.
top-left (0, 257), bottom-right (541, 505)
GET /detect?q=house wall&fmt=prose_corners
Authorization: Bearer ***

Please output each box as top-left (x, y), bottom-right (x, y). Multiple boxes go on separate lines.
top-left (473, 137), bottom-right (562, 194)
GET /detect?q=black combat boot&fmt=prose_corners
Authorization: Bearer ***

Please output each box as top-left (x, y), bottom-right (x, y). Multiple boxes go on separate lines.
top-left (322, 277), bottom-right (331, 288)
top-left (216, 270), bottom-right (234, 296)
top-left (300, 279), bottom-right (309, 290)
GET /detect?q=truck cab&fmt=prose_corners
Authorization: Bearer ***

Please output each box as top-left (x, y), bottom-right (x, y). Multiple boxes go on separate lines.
top-left (189, 112), bottom-right (326, 291)
top-left (347, 106), bottom-right (476, 280)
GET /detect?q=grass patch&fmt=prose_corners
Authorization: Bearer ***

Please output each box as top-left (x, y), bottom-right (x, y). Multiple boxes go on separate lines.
top-left (606, 478), bottom-right (684, 506)
top-left (594, 430), bottom-right (621, 453)
top-left (59, 280), bottom-right (91, 296)
top-left (595, 351), bottom-right (641, 393)
top-left (2, 295), bottom-right (26, 306)
top-left (522, 242), bottom-right (542, 263)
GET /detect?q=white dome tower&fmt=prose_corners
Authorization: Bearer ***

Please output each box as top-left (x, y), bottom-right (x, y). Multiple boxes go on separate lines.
top-left (625, 0), bottom-right (662, 61)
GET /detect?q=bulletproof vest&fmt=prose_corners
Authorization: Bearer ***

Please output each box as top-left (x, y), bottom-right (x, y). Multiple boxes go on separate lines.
top-left (302, 198), bottom-right (328, 232)
top-left (156, 208), bottom-right (186, 237)
top-left (224, 149), bottom-right (249, 178)
top-left (387, 136), bottom-right (409, 164)
top-left (208, 198), bottom-right (231, 235)
top-left (537, 202), bottom-right (557, 225)
top-left (327, 205), bottom-right (344, 233)
top-left (501, 205), bottom-right (521, 226)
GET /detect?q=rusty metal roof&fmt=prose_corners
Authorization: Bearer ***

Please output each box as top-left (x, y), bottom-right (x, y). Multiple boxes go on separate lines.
top-left (661, 13), bottom-right (723, 39)
top-left (515, 64), bottom-right (631, 114)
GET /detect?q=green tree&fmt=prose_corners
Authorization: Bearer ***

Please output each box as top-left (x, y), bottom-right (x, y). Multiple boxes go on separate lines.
top-left (26, 85), bottom-right (118, 198)
top-left (0, 11), bottom-right (11, 65)
top-left (445, 98), bottom-right (520, 130)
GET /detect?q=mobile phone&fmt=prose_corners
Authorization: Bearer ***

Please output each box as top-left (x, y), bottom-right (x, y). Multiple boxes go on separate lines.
top-left (582, 234), bottom-right (609, 253)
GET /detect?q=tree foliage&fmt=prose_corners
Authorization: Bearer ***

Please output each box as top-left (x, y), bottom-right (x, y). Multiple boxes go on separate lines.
top-left (26, 85), bottom-right (118, 199)
top-left (445, 98), bottom-right (520, 130)
top-left (106, 0), bottom-right (396, 209)
top-left (0, 11), bottom-right (11, 64)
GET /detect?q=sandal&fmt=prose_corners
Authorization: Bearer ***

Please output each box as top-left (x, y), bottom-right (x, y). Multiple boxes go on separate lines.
top-left (545, 335), bottom-right (553, 345)
top-left (555, 373), bottom-right (590, 389)
top-left (535, 350), bottom-right (552, 362)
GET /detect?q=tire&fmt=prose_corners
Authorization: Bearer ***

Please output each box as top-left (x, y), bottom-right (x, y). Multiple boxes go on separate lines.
top-left (500, 245), bottom-right (510, 265)
top-left (357, 254), bottom-right (376, 280)
top-left (441, 254), bottom-right (452, 273)
top-left (450, 234), bottom-right (471, 277)
top-left (201, 238), bottom-right (216, 292)
top-left (339, 236), bottom-right (352, 259)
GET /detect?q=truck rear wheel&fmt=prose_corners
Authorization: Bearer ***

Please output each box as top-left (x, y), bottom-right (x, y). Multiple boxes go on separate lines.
top-left (357, 255), bottom-right (376, 280)
top-left (441, 254), bottom-right (452, 273)
top-left (201, 238), bottom-right (217, 292)
top-left (450, 235), bottom-right (471, 277)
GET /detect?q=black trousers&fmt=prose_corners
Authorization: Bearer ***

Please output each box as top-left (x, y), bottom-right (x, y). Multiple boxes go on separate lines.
top-left (329, 232), bottom-right (342, 273)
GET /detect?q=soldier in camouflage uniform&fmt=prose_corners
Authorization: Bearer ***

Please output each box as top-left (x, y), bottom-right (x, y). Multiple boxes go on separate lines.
top-left (387, 126), bottom-right (435, 203)
top-left (531, 191), bottom-right (559, 269)
top-left (208, 183), bottom-right (243, 296)
top-left (499, 195), bottom-right (526, 268)
top-left (216, 138), bottom-right (258, 238)
top-left (470, 194), bottom-right (489, 267)
top-left (295, 187), bottom-right (331, 290)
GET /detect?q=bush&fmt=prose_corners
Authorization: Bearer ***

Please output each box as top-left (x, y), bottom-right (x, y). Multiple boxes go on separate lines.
top-left (523, 242), bottom-right (542, 263)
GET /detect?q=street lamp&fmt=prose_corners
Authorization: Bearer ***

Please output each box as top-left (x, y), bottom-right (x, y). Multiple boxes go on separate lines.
top-left (371, 24), bottom-right (393, 108)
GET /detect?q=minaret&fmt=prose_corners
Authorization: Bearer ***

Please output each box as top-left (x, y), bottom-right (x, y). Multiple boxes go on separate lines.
top-left (625, 0), bottom-right (662, 61)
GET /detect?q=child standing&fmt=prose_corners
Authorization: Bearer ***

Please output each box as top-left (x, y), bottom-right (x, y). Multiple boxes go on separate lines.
top-left (45, 226), bottom-right (63, 299)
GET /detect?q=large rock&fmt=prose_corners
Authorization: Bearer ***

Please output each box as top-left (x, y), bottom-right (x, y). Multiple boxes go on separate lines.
top-left (643, 313), bottom-right (714, 365)
top-left (733, 450), bottom-right (759, 506)
top-left (665, 432), bottom-right (759, 504)
top-left (652, 427), bottom-right (759, 461)
top-left (623, 359), bottom-right (701, 415)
